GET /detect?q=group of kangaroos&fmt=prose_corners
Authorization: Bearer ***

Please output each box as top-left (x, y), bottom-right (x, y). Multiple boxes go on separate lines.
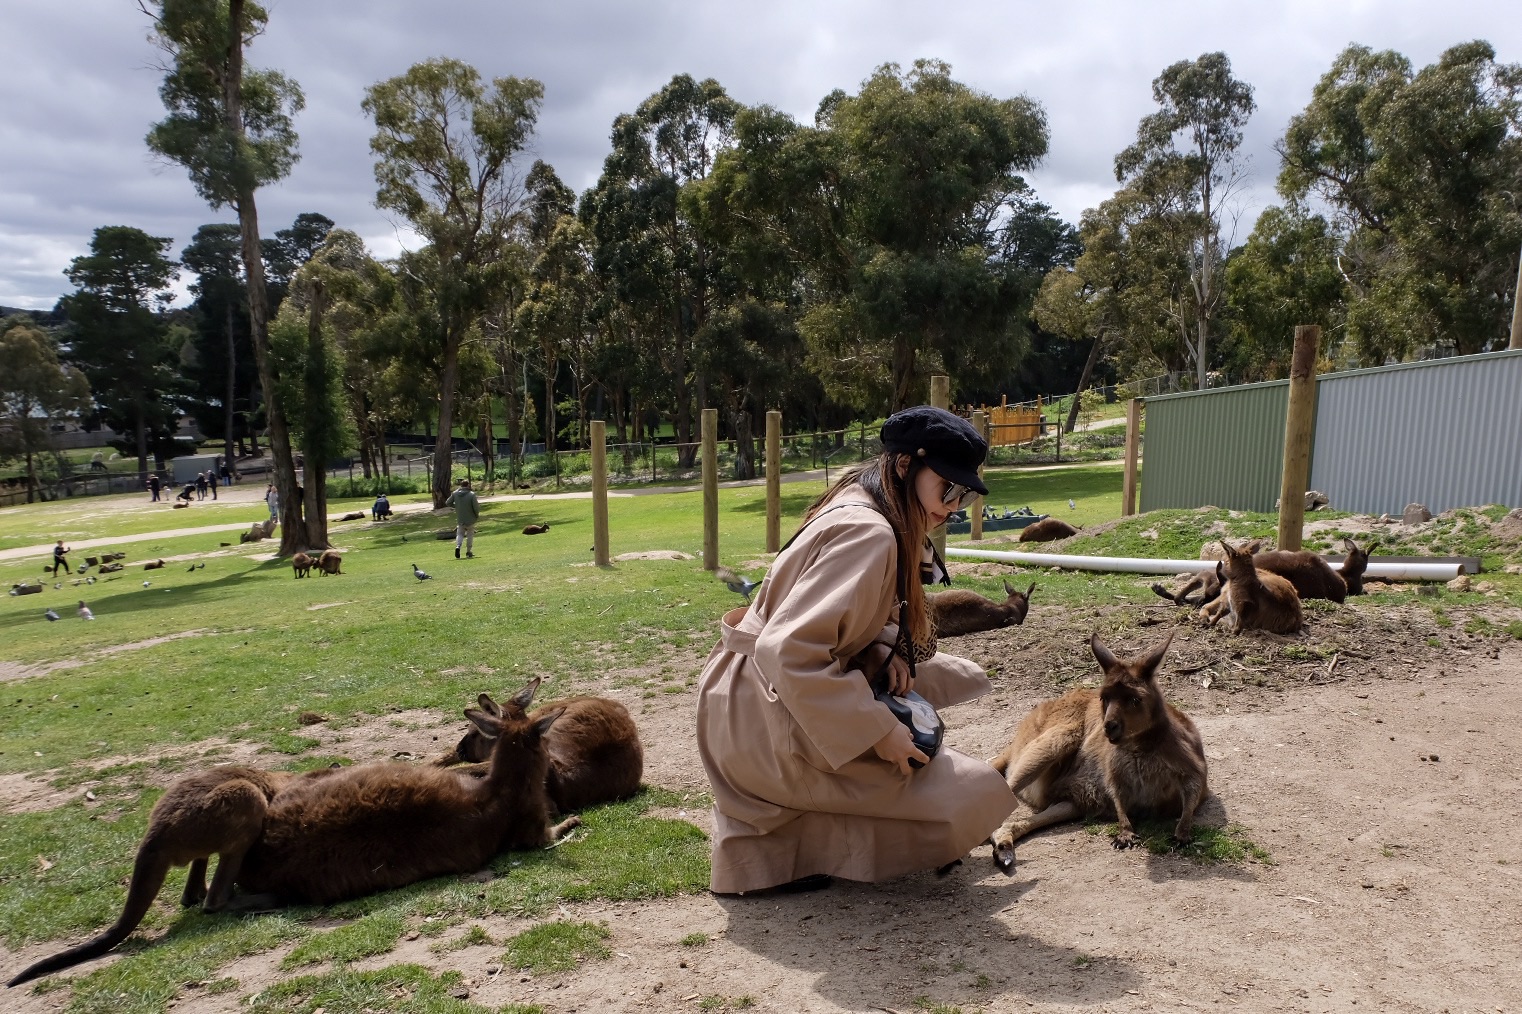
top-left (7, 535), bottom-right (1372, 988)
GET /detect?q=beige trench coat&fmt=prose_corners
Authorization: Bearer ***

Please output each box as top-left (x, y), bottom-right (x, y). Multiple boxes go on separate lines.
top-left (696, 494), bottom-right (1016, 893)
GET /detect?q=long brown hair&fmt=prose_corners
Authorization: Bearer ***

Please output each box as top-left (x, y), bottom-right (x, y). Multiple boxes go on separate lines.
top-left (801, 452), bottom-right (932, 648)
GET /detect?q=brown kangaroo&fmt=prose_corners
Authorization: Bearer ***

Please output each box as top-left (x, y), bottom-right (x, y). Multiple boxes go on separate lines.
top-left (522, 523), bottom-right (550, 535)
top-left (434, 687), bottom-right (643, 814)
top-left (315, 550), bottom-right (342, 576)
top-left (1203, 539), bottom-right (1303, 634)
top-left (291, 552), bottom-right (315, 578)
top-left (231, 678), bottom-right (578, 908)
top-left (5, 766), bottom-right (335, 987)
top-left (928, 581), bottom-right (1035, 636)
top-left (987, 633), bottom-right (1208, 870)
top-left (1018, 517), bottom-right (1078, 543)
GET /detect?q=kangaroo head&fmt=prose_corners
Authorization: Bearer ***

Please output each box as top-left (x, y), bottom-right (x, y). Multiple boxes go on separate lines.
top-left (1092, 632), bottom-right (1173, 745)
top-left (1218, 539), bottom-right (1257, 581)
top-left (1340, 537), bottom-right (1373, 594)
top-left (999, 580), bottom-right (1036, 625)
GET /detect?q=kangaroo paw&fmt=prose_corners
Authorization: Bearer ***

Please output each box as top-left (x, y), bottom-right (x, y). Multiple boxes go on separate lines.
top-left (1112, 830), bottom-right (1141, 850)
top-left (992, 839), bottom-right (1016, 873)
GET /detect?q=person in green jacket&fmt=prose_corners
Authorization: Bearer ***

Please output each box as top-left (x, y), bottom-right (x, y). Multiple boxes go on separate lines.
top-left (445, 477), bottom-right (481, 559)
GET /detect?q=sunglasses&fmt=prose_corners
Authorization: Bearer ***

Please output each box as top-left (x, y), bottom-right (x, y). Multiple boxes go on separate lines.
top-left (940, 480), bottom-right (979, 509)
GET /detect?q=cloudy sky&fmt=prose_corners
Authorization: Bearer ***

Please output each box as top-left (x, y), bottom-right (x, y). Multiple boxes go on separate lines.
top-left (3, 0), bottom-right (1518, 310)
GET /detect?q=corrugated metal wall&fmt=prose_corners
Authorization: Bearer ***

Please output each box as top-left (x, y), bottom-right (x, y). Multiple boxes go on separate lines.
top-left (1140, 379), bottom-right (1290, 513)
top-left (1140, 349), bottom-right (1522, 515)
top-left (1308, 350), bottom-right (1522, 515)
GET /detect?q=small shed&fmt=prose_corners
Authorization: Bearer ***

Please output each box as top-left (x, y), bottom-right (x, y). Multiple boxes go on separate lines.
top-left (173, 454), bottom-right (221, 486)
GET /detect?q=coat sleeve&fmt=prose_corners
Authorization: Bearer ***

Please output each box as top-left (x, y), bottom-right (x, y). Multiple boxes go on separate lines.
top-left (753, 516), bottom-right (901, 770)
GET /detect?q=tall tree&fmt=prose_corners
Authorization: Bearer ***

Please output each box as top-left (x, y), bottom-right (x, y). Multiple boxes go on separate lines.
top-left (181, 223), bottom-right (248, 473)
top-left (362, 58), bottom-right (541, 506)
top-left (1222, 205), bottom-right (1347, 379)
top-left (62, 226), bottom-right (182, 476)
top-left (0, 318), bottom-right (91, 503)
top-left (145, 0), bottom-right (307, 553)
top-left (1278, 41), bottom-right (1522, 359)
top-left (707, 61), bottom-right (1049, 411)
top-left (1115, 52), bottom-right (1256, 389)
top-left (583, 75), bottom-right (740, 465)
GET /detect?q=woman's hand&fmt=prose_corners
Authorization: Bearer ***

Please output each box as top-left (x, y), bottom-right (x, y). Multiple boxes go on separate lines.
top-left (881, 654), bottom-right (912, 696)
top-left (872, 724), bottom-right (929, 776)
top-left (852, 643), bottom-right (913, 695)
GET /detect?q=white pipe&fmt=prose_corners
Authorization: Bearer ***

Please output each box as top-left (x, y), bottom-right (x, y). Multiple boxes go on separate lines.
top-left (944, 546), bottom-right (1462, 582)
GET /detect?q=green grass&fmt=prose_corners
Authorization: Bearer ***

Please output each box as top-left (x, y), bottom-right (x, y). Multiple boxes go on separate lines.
top-left (680, 931), bottom-right (708, 947)
top-left (501, 920), bottom-right (611, 973)
top-left (247, 965), bottom-right (501, 1014)
top-left (281, 912), bottom-right (408, 968)
top-left (1085, 819), bottom-right (1274, 864)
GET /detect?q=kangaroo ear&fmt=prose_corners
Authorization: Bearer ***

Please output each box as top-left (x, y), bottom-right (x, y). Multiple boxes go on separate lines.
top-left (464, 707), bottom-right (500, 737)
top-left (1004, 579), bottom-right (1015, 596)
top-left (1025, 582), bottom-right (1036, 599)
top-left (1090, 633), bottom-right (1118, 672)
top-left (508, 677), bottom-right (542, 712)
top-left (477, 693), bottom-right (503, 718)
top-left (1137, 632), bottom-right (1174, 679)
top-left (532, 707), bottom-right (567, 738)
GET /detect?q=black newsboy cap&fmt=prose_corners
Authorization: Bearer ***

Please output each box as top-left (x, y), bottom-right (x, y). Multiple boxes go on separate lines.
top-left (880, 405), bottom-right (989, 496)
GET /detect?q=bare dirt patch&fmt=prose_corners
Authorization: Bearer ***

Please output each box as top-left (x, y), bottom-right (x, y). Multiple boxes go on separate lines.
top-left (0, 659), bottom-right (85, 684)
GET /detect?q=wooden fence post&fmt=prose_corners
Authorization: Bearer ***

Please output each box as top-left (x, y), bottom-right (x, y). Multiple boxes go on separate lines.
top-left (591, 419), bottom-right (610, 567)
top-left (1277, 325), bottom-right (1321, 552)
top-left (929, 376), bottom-right (950, 558)
top-left (1122, 398), bottom-right (1142, 517)
top-left (702, 408), bottom-right (719, 571)
top-left (765, 410), bottom-right (782, 554)
top-left (970, 409), bottom-right (986, 541)
top-left (1510, 242), bottom-right (1522, 350)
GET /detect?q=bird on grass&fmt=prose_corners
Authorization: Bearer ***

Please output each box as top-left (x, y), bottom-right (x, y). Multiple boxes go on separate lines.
top-left (197, 562), bottom-right (205, 570)
top-left (142, 580), bottom-right (151, 588)
top-left (44, 608), bottom-right (60, 622)
top-left (85, 576), bottom-right (95, 585)
top-left (1068, 499), bottom-right (1077, 510)
top-left (53, 582), bottom-right (61, 590)
top-left (715, 566), bottom-right (762, 603)
top-left (77, 601), bottom-right (94, 620)
top-left (400, 533), bottom-right (409, 543)
top-left (411, 563), bottom-right (431, 581)
top-left (186, 564), bottom-right (196, 572)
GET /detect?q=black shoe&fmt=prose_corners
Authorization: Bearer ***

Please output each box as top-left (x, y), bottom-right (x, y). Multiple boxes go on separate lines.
top-left (455, 547), bottom-right (461, 559)
top-left (715, 873), bottom-right (834, 898)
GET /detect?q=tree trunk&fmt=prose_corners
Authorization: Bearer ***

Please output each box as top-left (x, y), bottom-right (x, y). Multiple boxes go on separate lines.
top-left (225, 302), bottom-right (237, 479)
top-left (301, 286), bottom-right (331, 551)
top-left (730, 403), bottom-right (756, 481)
top-left (431, 335), bottom-right (461, 507)
top-left (891, 335), bottom-right (918, 412)
top-left (135, 398), bottom-right (149, 478)
top-left (24, 448), bottom-right (37, 504)
top-left (227, 0), bottom-right (302, 556)
top-left (479, 414), bottom-right (495, 483)
top-left (542, 352), bottom-right (558, 455)
top-left (1065, 336), bottom-right (1105, 433)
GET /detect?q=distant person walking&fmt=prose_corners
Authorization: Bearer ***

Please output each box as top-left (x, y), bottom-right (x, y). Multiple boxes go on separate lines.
top-left (51, 541), bottom-right (72, 576)
top-left (206, 468), bottom-right (218, 500)
top-left (445, 478), bottom-right (481, 559)
top-left (265, 483), bottom-right (280, 521)
top-left (147, 474), bottom-right (161, 502)
top-left (195, 472), bottom-right (209, 501)
top-left (220, 463), bottom-right (232, 487)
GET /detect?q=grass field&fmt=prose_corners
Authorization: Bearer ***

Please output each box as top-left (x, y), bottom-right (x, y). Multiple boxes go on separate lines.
top-left (4, 460), bottom-right (1517, 1013)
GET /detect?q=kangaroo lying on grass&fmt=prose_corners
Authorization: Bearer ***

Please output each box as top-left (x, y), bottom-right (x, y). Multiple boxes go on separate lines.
top-left (5, 766), bottom-right (337, 987)
top-left (433, 685), bottom-right (643, 813)
top-left (1201, 539), bottom-right (1304, 634)
top-left (231, 677), bottom-right (577, 909)
top-left (928, 581), bottom-right (1035, 636)
top-left (1156, 537), bottom-right (1372, 607)
top-left (1018, 517), bottom-right (1079, 543)
top-left (987, 633), bottom-right (1208, 871)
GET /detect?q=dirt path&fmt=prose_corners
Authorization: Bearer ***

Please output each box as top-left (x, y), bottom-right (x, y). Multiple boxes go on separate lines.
top-left (4, 642), bottom-right (1518, 1014)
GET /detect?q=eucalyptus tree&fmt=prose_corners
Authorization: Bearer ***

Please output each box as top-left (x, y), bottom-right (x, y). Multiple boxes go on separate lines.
top-left (1278, 41), bottom-right (1522, 359)
top-left (144, 0), bottom-right (307, 552)
top-left (1114, 52), bottom-right (1255, 389)
top-left (0, 318), bottom-right (91, 502)
top-left (181, 223), bottom-right (249, 470)
top-left (1221, 205), bottom-right (1346, 379)
top-left (62, 226), bottom-right (182, 475)
top-left (706, 61), bottom-right (1049, 412)
top-left (362, 58), bottom-right (541, 506)
top-left (583, 74), bottom-right (740, 466)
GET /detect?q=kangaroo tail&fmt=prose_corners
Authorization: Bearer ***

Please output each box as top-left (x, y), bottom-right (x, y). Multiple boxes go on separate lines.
top-left (7, 846), bottom-right (171, 987)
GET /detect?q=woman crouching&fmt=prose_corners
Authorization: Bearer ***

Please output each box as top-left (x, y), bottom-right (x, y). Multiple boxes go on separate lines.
top-left (696, 406), bottom-right (1016, 895)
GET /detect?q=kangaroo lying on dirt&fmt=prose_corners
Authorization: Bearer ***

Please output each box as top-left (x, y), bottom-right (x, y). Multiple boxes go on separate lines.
top-left (5, 766), bottom-right (338, 987)
top-left (231, 678), bottom-right (577, 908)
top-left (433, 686), bottom-right (643, 813)
top-left (987, 633), bottom-right (1208, 871)
top-left (1018, 517), bottom-right (1078, 543)
top-left (1201, 539), bottom-right (1304, 634)
top-left (928, 581), bottom-right (1035, 636)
